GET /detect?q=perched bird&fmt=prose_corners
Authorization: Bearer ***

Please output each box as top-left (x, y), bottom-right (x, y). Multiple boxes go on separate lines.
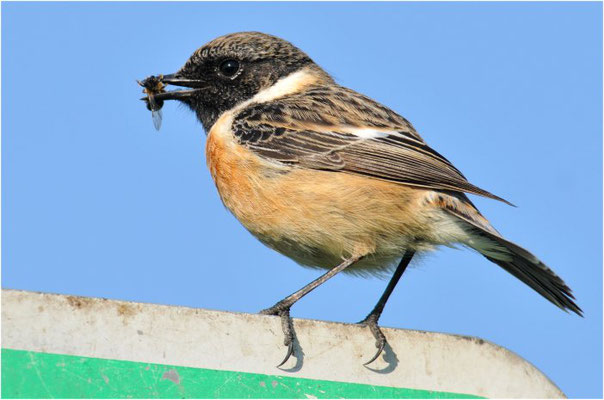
top-left (140, 31), bottom-right (582, 367)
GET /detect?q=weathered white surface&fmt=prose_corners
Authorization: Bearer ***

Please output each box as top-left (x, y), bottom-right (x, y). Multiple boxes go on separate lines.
top-left (2, 289), bottom-right (565, 398)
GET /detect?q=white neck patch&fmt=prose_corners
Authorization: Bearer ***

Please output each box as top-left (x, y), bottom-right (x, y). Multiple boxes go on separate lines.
top-left (251, 68), bottom-right (317, 104)
top-left (211, 68), bottom-right (319, 138)
top-left (225, 68), bottom-right (318, 116)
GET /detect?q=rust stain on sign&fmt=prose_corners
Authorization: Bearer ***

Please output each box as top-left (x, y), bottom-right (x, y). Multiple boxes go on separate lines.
top-left (65, 296), bottom-right (96, 310)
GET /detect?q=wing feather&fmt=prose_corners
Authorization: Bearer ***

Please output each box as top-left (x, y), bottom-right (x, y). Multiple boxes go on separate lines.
top-left (231, 85), bottom-right (511, 204)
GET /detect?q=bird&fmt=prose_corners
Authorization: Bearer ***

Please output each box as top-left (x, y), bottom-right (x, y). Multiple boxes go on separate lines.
top-left (139, 31), bottom-right (582, 367)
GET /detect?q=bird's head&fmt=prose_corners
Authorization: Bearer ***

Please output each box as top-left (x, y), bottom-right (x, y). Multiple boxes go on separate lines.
top-left (143, 32), bottom-right (330, 131)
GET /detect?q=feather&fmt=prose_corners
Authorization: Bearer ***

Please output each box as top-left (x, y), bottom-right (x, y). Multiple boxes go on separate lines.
top-left (440, 201), bottom-right (582, 316)
top-left (231, 84), bottom-right (512, 205)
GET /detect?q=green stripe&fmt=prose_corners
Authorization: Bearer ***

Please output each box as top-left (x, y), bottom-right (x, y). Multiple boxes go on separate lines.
top-left (2, 349), bottom-right (482, 399)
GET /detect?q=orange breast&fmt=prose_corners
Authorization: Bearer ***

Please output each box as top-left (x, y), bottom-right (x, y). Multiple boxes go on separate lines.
top-left (204, 119), bottom-right (434, 273)
top-left (206, 116), bottom-right (276, 228)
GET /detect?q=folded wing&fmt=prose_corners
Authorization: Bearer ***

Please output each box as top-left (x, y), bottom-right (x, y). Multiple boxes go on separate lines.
top-left (231, 85), bottom-right (510, 204)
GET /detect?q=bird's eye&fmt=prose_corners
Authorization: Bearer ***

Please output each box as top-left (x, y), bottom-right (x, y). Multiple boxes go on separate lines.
top-left (219, 59), bottom-right (240, 77)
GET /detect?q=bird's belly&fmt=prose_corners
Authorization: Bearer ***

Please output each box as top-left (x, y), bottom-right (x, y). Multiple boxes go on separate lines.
top-left (206, 124), bottom-right (437, 275)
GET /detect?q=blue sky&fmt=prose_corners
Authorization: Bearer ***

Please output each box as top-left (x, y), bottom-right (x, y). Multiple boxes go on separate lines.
top-left (2, 2), bottom-right (601, 397)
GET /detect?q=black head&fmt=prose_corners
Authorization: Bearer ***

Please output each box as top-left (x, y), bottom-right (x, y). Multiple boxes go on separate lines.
top-left (148, 32), bottom-right (327, 131)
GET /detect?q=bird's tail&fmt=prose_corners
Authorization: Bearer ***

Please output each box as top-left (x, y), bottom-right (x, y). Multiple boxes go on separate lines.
top-left (440, 202), bottom-right (582, 316)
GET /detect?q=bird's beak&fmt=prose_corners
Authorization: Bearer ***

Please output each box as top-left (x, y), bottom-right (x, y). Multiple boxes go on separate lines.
top-left (161, 73), bottom-right (206, 89)
top-left (138, 72), bottom-right (205, 103)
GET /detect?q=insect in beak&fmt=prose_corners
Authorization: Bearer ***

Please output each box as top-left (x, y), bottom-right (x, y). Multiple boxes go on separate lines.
top-left (138, 75), bottom-right (166, 131)
top-left (138, 73), bottom-right (205, 131)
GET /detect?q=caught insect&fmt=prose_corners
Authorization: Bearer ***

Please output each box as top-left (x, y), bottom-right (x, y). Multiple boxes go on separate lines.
top-left (138, 75), bottom-right (166, 131)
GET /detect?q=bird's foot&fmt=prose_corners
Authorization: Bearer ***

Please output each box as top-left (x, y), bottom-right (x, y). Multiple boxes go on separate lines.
top-left (358, 313), bottom-right (387, 366)
top-left (260, 303), bottom-right (295, 368)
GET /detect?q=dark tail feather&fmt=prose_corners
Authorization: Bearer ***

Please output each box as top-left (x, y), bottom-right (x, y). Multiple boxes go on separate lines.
top-left (444, 208), bottom-right (583, 316)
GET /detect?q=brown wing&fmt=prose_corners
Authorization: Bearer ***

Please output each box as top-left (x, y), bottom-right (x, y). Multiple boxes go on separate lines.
top-left (231, 85), bottom-right (510, 204)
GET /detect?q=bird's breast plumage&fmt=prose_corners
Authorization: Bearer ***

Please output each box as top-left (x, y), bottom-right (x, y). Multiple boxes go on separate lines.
top-left (205, 107), bottom-right (447, 275)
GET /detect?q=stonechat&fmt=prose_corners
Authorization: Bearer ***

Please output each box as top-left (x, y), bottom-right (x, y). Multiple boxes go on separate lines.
top-left (139, 32), bottom-right (581, 367)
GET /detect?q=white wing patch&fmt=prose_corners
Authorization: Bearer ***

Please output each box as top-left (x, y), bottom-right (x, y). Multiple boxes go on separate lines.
top-left (345, 127), bottom-right (394, 139)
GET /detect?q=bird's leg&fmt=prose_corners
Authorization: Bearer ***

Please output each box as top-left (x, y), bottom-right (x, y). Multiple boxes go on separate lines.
top-left (261, 254), bottom-right (365, 367)
top-left (359, 251), bottom-right (415, 365)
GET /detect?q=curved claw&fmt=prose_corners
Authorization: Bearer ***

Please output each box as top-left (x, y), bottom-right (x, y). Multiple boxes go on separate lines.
top-left (261, 306), bottom-right (296, 367)
top-left (363, 340), bottom-right (386, 366)
top-left (360, 316), bottom-right (387, 366)
top-left (276, 340), bottom-right (294, 368)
